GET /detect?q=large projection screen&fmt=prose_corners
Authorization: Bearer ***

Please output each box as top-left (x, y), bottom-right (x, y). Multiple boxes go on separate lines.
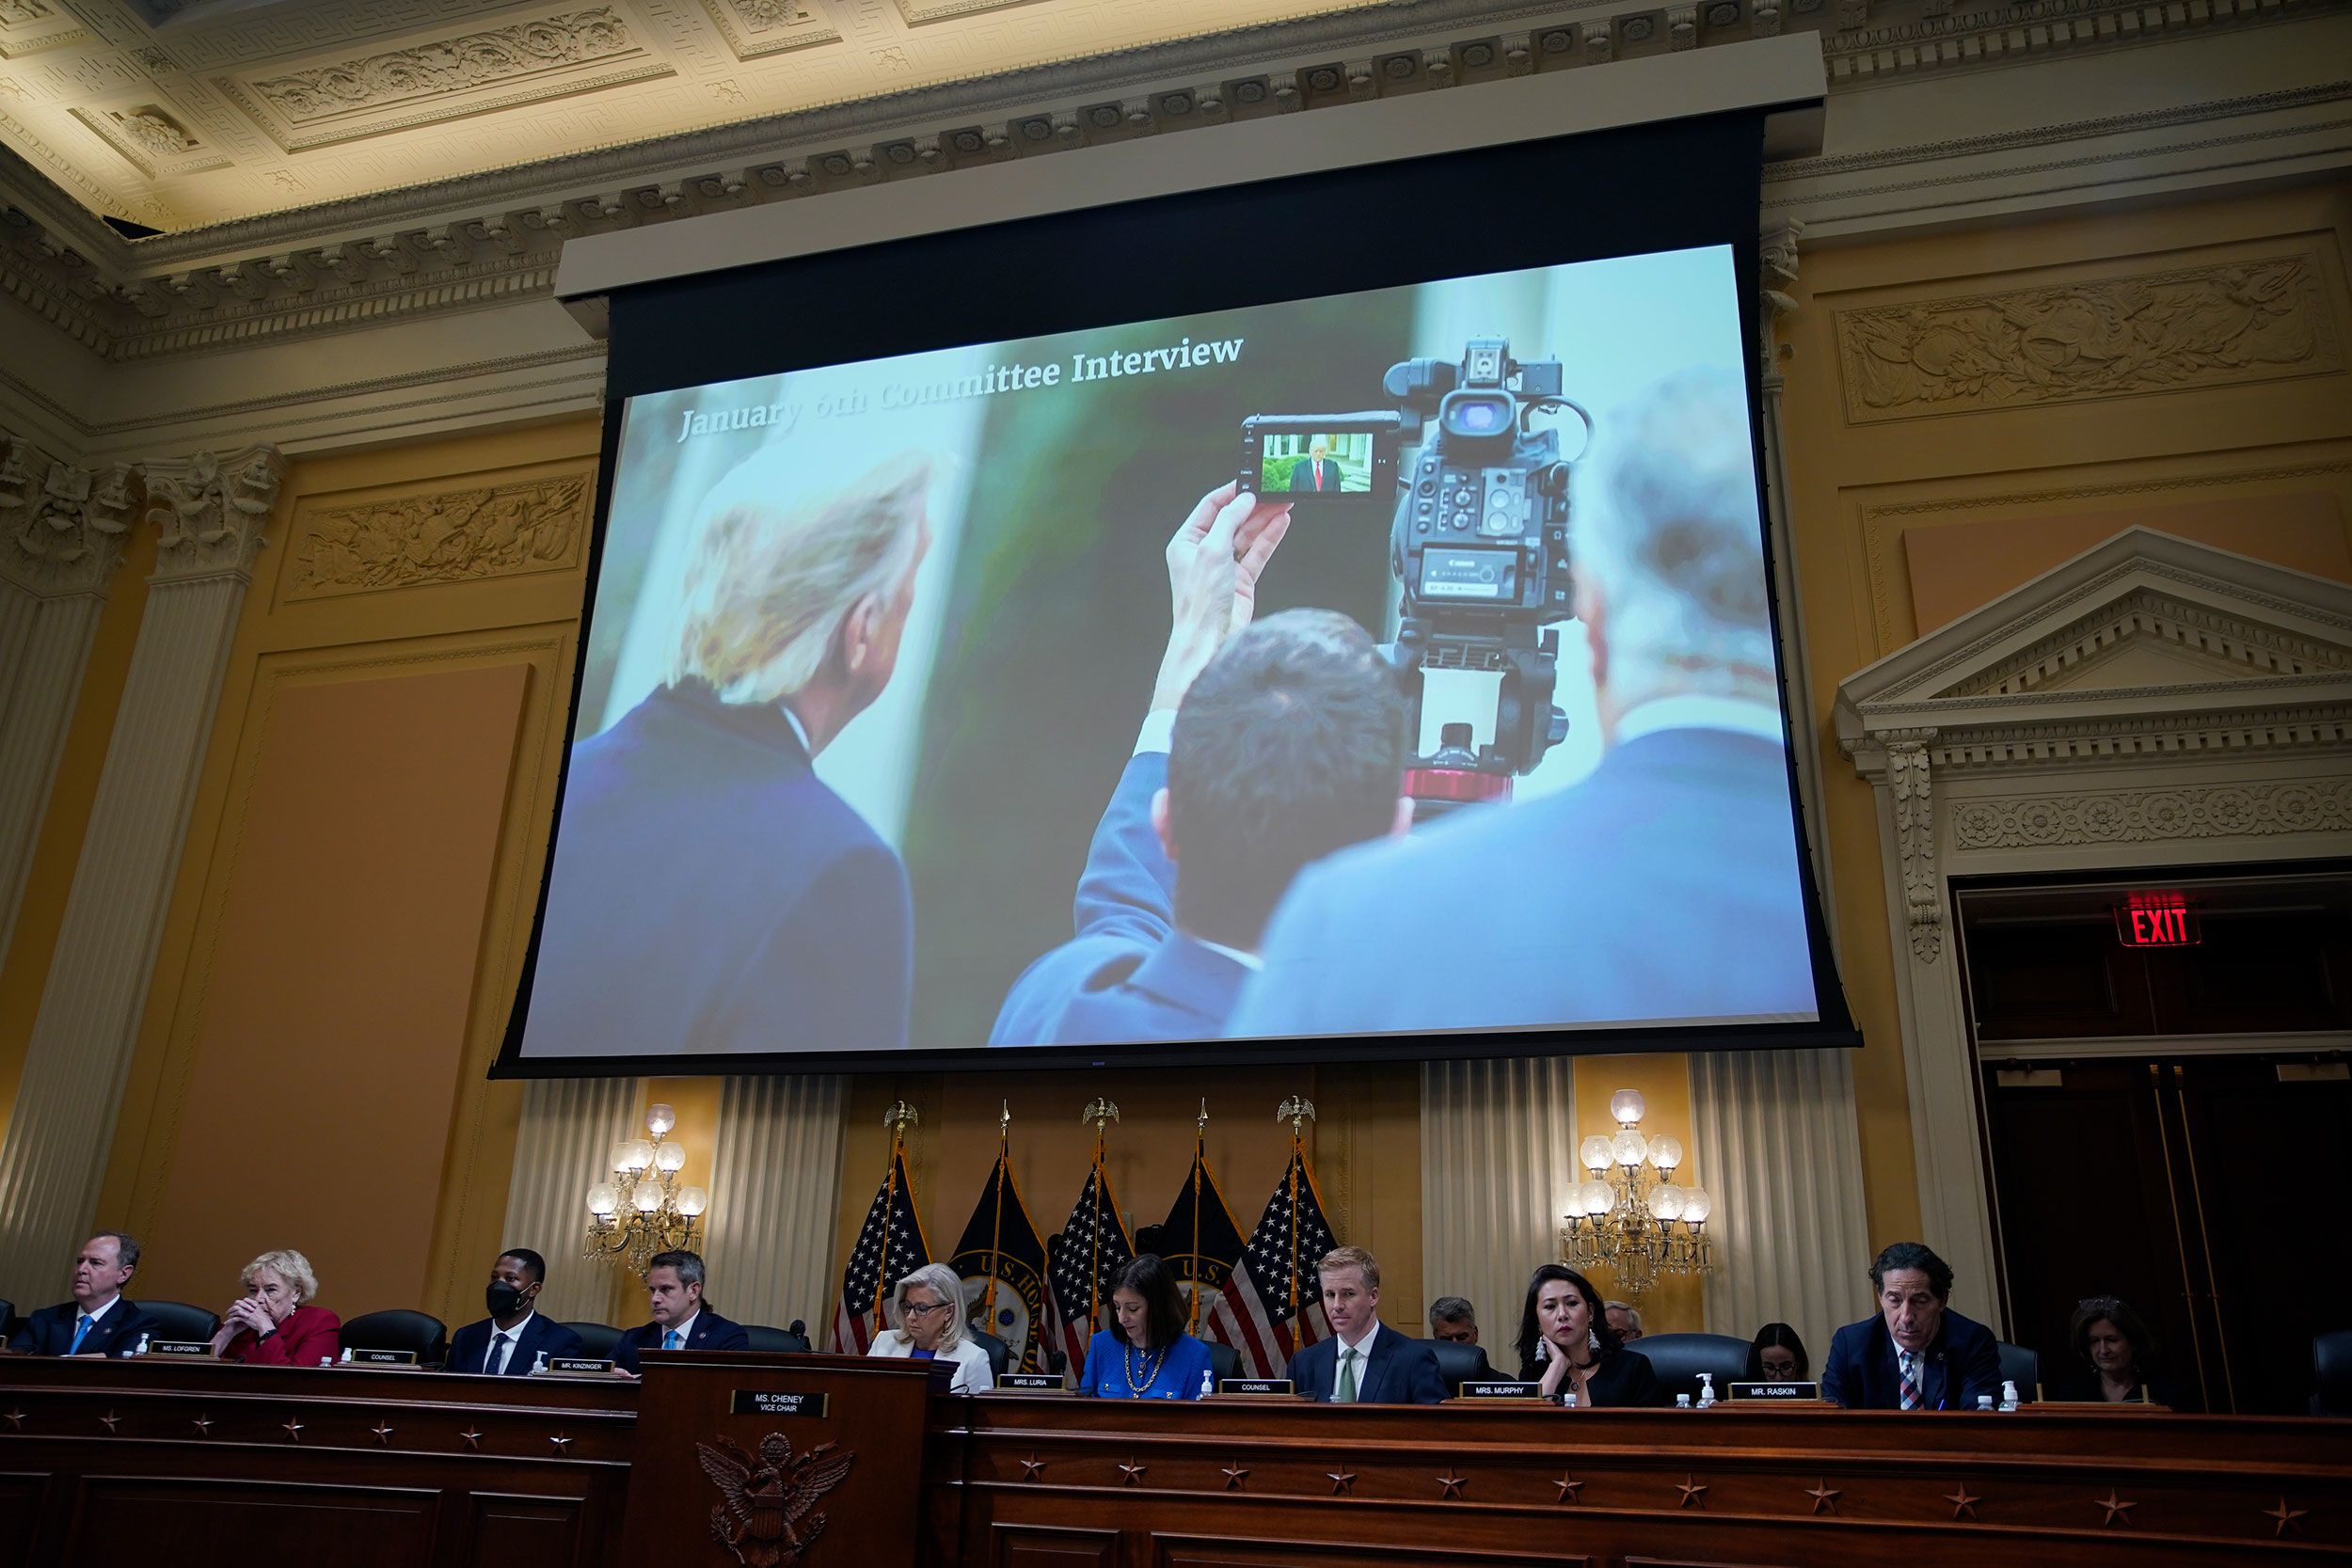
top-left (499, 109), bottom-right (1857, 1075)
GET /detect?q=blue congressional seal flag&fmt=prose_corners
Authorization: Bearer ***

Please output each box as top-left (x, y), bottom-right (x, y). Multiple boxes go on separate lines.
top-left (1149, 1151), bottom-right (1246, 1336)
top-left (949, 1153), bottom-right (1050, 1371)
top-left (829, 1150), bottom-right (929, 1354)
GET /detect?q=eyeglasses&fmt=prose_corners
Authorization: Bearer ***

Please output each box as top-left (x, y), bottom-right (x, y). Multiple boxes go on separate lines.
top-left (901, 1299), bottom-right (953, 1316)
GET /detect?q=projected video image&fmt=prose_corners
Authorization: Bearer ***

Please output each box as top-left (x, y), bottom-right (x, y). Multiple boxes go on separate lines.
top-left (518, 245), bottom-right (1819, 1061)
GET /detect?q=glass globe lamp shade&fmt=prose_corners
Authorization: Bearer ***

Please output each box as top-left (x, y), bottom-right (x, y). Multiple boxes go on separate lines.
top-left (676, 1185), bottom-right (708, 1218)
top-left (1649, 1135), bottom-right (1684, 1172)
top-left (1609, 1088), bottom-right (1647, 1127)
top-left (1581, 1180), bottom-right (1614, 1216)
top-left (620, 1139), bottom-right (655, 1173)
top-left (644, 1101), bottom-right (677, 1136)
top-left (1561, 1189), bottom-right (1585, 1220)
top-left (632, 1183), bottom-right (662, 1213)
top-left (1579, 1134), bottom-right (1613, 1172)
top-left (655, 1140), bottom-right (688, 1173)
top-left (610, 1143), bottom-right (634, 1176)
top-left (1650, 1185), bottom-right (1686, 1222)
top-left (585, 1183), bottom-right (619, 1218)
top-left (1611, 1129), bottom-right (1649, 1168)
top-left (1681, 1185), bottom-right (1713, 1225)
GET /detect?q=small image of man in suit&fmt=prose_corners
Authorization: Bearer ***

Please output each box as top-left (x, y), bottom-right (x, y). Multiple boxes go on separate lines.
top-left (987, 481), bottom-right (1412, 1049)
top-left (1288, 437), bottom-right (1347, 494)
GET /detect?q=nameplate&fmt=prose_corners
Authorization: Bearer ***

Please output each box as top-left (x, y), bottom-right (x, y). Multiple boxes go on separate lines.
top-left (537, 1356), bottom-right (614, 1376)
top-left (146, 1340), bottom-right (213, 1358)
top-left (342, 1348), bottom-right (417, 1367)
top-left (1456, 1380), bottom-right (1545, 1400)
top-left (1728, 1380), bottom-right (1820, 1401)
top-left (729, 1390), bottom-right (829, 1418)
top-left (997, 1372), bottom-right (1066, 1392)
top-left (1217, 1378), bottom-right (1295, 1397)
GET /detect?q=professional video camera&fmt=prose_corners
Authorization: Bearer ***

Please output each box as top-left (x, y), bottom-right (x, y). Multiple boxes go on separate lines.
top-left (1240, 337), bottom-right (1591, 813)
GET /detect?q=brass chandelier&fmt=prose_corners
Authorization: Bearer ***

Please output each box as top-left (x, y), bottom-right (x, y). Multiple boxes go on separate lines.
top-left (1559, 1089), bottom-right (1714, 1297)
top-left (582, 1101), bottom-right (708, 1278)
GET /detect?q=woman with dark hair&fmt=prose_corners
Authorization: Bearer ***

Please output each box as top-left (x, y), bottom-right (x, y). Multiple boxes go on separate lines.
top-left (1745, 1323), bottom-right (1809, 1382)
top-left (1514, 1263), bottom-right (1661, 1408)
top-left (2051, 1297), bottom-right (2186, 1408)
top-left (1082, 1254), bottom-right (1216, 1400)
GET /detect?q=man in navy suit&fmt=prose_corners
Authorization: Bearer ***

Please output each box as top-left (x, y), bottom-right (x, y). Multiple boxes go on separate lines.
top-left (1288, 437), bottom-right (1348, 494)
top-left (989, 482), bottom-right (1412, 1049)
top-left (614, 1250), bottom-right (752, 1375)
top-left (7, 1231), bottom-right (155, 1357)
top-left (1820, 1242), bottom-right (2004, 1411)
top-left (1286, 1246), bottom-right (1445, 1404)
top-left (521, 451), bottom-right (932, 1057)
top-left (448, 1248), bottom-right (584, 1376)
top-left (1227, 369), bottom-right (1819, 1041)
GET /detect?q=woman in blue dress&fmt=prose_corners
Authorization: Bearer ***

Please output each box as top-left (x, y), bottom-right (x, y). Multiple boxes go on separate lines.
top-left (1083, 1254), bottom-right (1216, 1400)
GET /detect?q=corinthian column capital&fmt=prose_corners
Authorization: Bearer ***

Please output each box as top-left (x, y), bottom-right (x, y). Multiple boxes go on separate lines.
top-left (146, 443), bottom-right (286, 584)
top-left (0, 436), bottom-right (137, 599)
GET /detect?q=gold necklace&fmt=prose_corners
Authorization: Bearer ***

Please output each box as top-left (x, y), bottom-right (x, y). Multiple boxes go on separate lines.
top-left (1122, 1339), bottom-right (1170, 1395)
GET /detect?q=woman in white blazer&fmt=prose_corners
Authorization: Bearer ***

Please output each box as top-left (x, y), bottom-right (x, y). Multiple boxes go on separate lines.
top-left (866, 1261), bottom-right (995, 1394)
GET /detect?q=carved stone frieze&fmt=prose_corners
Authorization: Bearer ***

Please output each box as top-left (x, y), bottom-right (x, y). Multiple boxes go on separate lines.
top-left (1883, 730), bottom-right (1943, 962)
top-left (286, 473), bottom-right (587, 600)
top-left (245, 9), bottom-right (639, 123)
top-left (1950, 778), bottom-right (2352, 850)
top-left (0, 436), bottom-right (135, 596)
top-left (147, 444), bottom-right (285, 582)
top-left (1836, 254), bottom-right (2344, 420)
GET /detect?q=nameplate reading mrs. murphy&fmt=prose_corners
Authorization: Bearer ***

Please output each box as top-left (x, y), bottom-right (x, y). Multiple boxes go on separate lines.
top-left (730, 1390), bottom-right (830, 1418)
top-left (1457, 1380), bottom-right (1545, 1400)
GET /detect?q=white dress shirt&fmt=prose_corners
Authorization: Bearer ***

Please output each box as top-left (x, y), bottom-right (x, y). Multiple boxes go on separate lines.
top-left (1331, 1320), bottom-right (1381, 1401)
top-left (484, 1309), bottom-right (537, 1374)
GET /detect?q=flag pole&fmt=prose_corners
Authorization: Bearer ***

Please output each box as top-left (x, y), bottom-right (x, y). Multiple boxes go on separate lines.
top-left (1189, 1099), bottom-right (1208, 1335)
top-left (877, 1100), bottom-right (920, 1327)
top-left (1081, 1098), bottom-right (1120, 1335)
top-left (981, 1101), bottom-right (1009, 1331)
top-left (1276, 1095), bottom-right (1316, 1356)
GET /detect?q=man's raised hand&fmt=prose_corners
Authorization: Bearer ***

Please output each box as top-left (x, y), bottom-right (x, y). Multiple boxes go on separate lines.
top-left (1153, 480), bottom-right (1293, 712)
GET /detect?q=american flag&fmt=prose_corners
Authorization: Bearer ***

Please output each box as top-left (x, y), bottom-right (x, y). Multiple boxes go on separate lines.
top-left (1201, 1151), bottom-right (1337, 1378)
top-left (828, 1150), bottom-right (930, 1354)
top-left (1042, 1164), bottom-right (1133, 1374)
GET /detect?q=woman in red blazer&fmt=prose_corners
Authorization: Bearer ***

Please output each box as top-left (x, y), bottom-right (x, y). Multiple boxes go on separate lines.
top-left (209, 1248), bottom-right (341, 1366)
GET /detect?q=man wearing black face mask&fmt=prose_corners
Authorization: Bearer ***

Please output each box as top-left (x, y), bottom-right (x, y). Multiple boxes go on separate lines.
top-left (447, 1249), bottom-right (583, 1376)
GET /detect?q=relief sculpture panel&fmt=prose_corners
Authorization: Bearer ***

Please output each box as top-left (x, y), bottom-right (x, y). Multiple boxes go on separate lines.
top-left (285, 472), bottom-right (586, 600)
top-left (1836, 254), bottom-right (2344, 421)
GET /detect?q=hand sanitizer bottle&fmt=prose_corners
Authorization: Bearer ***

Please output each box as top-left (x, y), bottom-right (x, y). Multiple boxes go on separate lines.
top-left (132, 1332), bottom-right (151, 1356)
top-left (1199, 1368), bottom-right (1214, 1399)
top-left (533, 1350), bottom-right (548, 1376)
top-left (1999, 1380), bottom-right (2020, 1412)
top-left (1696, 1372), bottom-right (1716, 1409)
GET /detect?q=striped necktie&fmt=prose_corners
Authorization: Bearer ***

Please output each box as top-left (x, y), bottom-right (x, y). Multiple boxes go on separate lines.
top-left (1898, 1350), bottom-right (1920, 1411)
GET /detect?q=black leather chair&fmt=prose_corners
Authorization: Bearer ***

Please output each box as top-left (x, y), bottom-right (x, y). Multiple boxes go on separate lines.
top-left (564, 1322), bottom-right (624, 1360)
top-left (1424, 1338), bottom-right (1497, 1395)
top-left (140, 1300), bottom-right (219, 1344)
top-left (743, 1323), bottom-right (811, 1353)
top-left (2312, 1329), bottom-right (2352, 1416)
top-left (965, 1327), bottom-right (1010, 1377)
top-left (0, 1298), bottom-right (17, 1344)
top-left (1995, 1340), bottom-right (2042, 1403)
top-left (1628, 1332), bottom-right (1751, 1405)
top-left (340, 1309), bottom-right (448, 1368)
top-left (1204, 1338), bottom-right (1240, 1385)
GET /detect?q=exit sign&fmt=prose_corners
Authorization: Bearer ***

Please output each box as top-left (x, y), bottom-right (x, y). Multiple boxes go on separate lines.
top-left (2115, 892), bottom-right (2200, 947)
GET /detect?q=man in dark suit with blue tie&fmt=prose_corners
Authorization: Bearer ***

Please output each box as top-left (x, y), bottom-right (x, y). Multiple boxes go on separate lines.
top-left (614, 1250), bottom-right (751, 1375)
top-left (1286, 1246), bottom-right (1445, 1404)
top-left (7, 1232), bottom-right (155, 1357)
top-left (521, 451), bottom-right (933, 1058)
top-left (988, 482), bottom-right (1412, 1050)
top-left (448, 1249), bottom-right (584, 1376)
top-left (1227, 369), bottom-right (1819, 1042)
top-left (1820, 1242), bottom-right (2004, 1411)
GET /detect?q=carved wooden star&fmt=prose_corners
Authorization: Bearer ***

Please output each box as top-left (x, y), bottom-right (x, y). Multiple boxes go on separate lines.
top-left (1806, 1479), bottom-right (1841, 1515)
top-left (1552, 1472), bottom-right (1583, 1504)
top-left (98, 1411), bottom-right (120, 1433)
top-left (190, 1415), bottom-right (212, 1437)
top-left (1677, 1475), bottom-right (1708, 1510)
top-left (548, 1433), bottom-right (572, 1454)
top-left (459, 1427), bottom-right (483, 1450)
top-left (281, 1418), bottom-right (304, 1443)
top-left (1, 1411), bottom-right (22, 1432)
top-left (2096, 1490), bottom-right (2136, 1528)
top-left (1116, 1458), bottom-right (1147, 1486)
top-left (1327, 1467), bottom-right (1357, 1495)
top-left (2265, 1497), bottom-right (2308, 1538)
top-left (1945, 1485), bottom-right (1981, 1521)
top-left (1437, 1469), bottom-right (1468, 1500)
top-left (1221, 1462), bottom-right (1248, 1491)
top-left (1017, 1455), bottom-right (1045, 1482)
top-left (371, 1420), bottom-right (395, 1446)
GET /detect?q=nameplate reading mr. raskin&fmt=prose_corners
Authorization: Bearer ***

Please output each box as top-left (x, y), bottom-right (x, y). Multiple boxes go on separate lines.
top-left (1457, 1380), bottom-right (1545, 1400)
top-left (730, 1390), bottom-right (830, 1418)
top-left (1728, 1381), bottom-right (1820, 1401)
top-left (1218, 1378), bottom-right (1295, 1397)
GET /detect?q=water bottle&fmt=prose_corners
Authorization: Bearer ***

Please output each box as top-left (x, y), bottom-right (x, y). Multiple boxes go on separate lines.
top-left (1199, 1368), bottom-right (1213, 1399)
top-left (1976, 1393), bottom-right (1994, 1411)
top-left (1674, 1392), bottom-right (1690, 1408)
top-left (338, 1347), bottom-right (352, 1364)
top-left (1695, 1373), bottom-right (1716, 1409)
top-left (1999, 1380), bottom-right (2020, 1412)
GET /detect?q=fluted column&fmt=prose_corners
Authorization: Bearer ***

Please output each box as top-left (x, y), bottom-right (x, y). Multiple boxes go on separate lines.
top-left (1691, 1046), bottom-right (1871, 1363)
top-left (0, 437), bottom-right (136, 965)
top-left (0, 445), bottom-right (283, 1305)
top-left (1420, 1055), bottom-right (1578, 1342)
top-left (700, 1074), bottom-right (845, 1334)
top-left (499, 1076), bottom-right (644, 1323)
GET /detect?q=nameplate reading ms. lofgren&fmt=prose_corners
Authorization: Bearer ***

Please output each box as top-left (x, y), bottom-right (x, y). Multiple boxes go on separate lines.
top-left (730, 1390), bottom-right (830, 1418)
top-left (146, 1340), bottom-right (213, 1357)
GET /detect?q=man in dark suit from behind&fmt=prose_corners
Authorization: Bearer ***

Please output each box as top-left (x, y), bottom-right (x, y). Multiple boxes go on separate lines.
top-left (1287, 436), bottom-right (1348, 494)
top-left (1820, 1241), bottom-right (2004, 1411)
top-left (1228, 368), bottom-right (1817, 1040)
top-left (614, 1249), bottom-right (751, 1375)
top-left (1286, 1246), bottom-right (1446, 1405)
top-left (447, 1248), bottom-right (583, 1376)
top-left (8, 1231), bottom-right (155, 1357)
top-left (989, 479), bottom-right (1413, 1050)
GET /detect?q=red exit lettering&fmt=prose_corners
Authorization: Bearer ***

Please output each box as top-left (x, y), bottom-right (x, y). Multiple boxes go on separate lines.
top-left (2114, 893), bottom-right (2200, 947)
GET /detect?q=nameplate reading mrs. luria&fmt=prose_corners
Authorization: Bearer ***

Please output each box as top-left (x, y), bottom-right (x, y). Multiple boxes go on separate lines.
top-left (146, 1340), bottom-right (213, 1358)
top-left (996, 1372), bottom-right (1066, 1392)
top-left (1728, 1381), bottom-right (1821, 1401)
top-left (730, 1390), bottom-right (830, 1418)
top-left (1457, 1380), bottom-right (1545, 1400)
top-left (1217, 1378), bottom-right (1295, 1396)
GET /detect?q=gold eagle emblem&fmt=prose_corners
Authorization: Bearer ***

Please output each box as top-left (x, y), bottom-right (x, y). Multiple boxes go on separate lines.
top-left (695, 1432), bottom-right (856, 1568)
